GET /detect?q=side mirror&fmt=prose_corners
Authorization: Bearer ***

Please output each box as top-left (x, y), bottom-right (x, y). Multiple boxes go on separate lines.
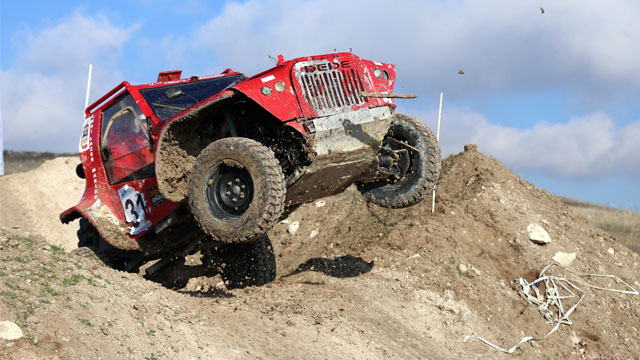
top-left (164, 87), bottom-right (184, 100)
top-left (75, 163), bottom-right (86, 179)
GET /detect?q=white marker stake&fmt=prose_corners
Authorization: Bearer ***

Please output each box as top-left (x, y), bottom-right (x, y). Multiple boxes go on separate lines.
top-left (84, 64), bottom-right (93, 114)
top-left (431, 92), bottom-right (443, 214)
top-left (0, 109), bottom-right (4, 176)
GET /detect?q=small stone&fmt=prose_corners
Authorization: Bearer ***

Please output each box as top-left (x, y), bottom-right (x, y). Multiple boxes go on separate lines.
top-left (309, 230), bottom-right (319, 239)
top-left (542, 219), bottom-right (549, 226)
top-left (607, 248), bottom-right (615, 256)
top-left (12, 225), bottom-right (19, 229)
top-left (568, 331), bottom-right (580, 348)
top-left (443, 289), bottom-right (455, 299)
top-left (314, 201), bottom-right (326, 207)
top-left (42, 245), bottom-right (51, 251)
top-left (553, 252), bottom-right (577, 267)
top-left (458, 264), bottom-right (468, 273)
top-left (585, 349), bottom-right (600, 360)
top-left (287, 221), bottom-right (299, 235)
top-left (499, 198), bottom-right (505, 205)
top-left (528, 223), bottom-right (551, 245)
top-left (0, 321), bottom-right (23, 340)
top-left (408, 254), bottom-right (421, 259)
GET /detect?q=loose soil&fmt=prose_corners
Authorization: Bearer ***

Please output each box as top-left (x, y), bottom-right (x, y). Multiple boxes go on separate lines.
top-left (0, 147), bottom-right (639, 359)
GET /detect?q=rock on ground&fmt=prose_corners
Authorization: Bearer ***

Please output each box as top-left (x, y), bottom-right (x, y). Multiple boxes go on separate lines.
top-left (553, 252), bottom-right (577, 267)
top-left (0, 321), bottom-right (23, 340)
top-left (528, 223), bottom-right (552, 245)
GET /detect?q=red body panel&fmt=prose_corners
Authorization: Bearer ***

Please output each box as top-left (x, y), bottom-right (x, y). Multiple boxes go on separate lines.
top-left (62, 53), bottom-right (398, 248)
top-left (70, 109), bottom-right (178, 246)
top-left (232, 65), bottom-right (304, 121)
top-left (230, 53), bottom-right (396, 124)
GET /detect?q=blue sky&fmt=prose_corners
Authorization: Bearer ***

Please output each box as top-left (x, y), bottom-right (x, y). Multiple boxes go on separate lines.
top-left (1, 0), bottom-right (640, 209)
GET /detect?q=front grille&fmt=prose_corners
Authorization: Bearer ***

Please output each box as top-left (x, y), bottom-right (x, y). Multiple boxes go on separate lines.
top-left (298, 68), bottom-right (368, 114)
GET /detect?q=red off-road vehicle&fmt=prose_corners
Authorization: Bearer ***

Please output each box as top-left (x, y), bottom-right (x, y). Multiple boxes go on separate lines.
top-left (61, 52), bottom-right (440, 285)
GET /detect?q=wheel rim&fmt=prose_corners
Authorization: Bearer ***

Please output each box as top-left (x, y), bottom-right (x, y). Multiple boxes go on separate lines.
top-left (204, 162), bottom-right (254, 220)
top-left (383, 133), bottom-right (418, 182)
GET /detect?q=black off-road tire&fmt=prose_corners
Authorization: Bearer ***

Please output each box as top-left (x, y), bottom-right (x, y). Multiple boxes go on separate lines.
top-left (69, 247), bottom-right (102, 263)
top-left (72, 218), bottom-right (128, 271)
top-left (357, 113), bottom-right (441, 208)
top-left (202, 235), bottom-right (277, 289)
top-left (278, 204), bottom-right (301, 222)
top-left (188, 138), bottom-right (286, 243)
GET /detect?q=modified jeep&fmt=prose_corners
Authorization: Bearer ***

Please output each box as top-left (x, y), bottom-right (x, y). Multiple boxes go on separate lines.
top-left (61, 52), bottom-right (441, 284)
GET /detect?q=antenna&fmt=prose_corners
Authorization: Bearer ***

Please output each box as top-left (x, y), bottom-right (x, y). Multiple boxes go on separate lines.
top-left (84, 64), bottom-right (93, 117)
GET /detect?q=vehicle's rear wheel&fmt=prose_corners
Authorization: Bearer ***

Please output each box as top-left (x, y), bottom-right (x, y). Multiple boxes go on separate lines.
top-left (72, 218), bottom-right (129, 270)
top-left (202, 235), bottom-right (277, 289)
top-left (188, 137), bottom-right (286, 243)
top-left (357, 113), bottom-right (441, 208)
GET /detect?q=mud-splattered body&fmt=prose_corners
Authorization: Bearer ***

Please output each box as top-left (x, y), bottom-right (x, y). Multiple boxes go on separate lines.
top-left (60, 52), bottom-right (436, 264)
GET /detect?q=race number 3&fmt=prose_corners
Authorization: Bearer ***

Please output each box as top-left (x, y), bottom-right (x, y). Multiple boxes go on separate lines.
top-left (118, 185), bottom-right (151, 235)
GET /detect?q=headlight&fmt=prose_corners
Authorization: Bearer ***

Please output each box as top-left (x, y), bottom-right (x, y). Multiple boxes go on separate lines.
top-left (382, 70), bottom-right (389, 81)
top-left (373, 68), bottom-right (382, 78)
top-left (261, 86), bottom-right (272, 96)
top-left (274, 81), bottom-right (286, 92)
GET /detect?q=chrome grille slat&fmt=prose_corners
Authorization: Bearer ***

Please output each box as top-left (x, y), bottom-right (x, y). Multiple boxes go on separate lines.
top-left (296, 67), bottom-right (367, 114)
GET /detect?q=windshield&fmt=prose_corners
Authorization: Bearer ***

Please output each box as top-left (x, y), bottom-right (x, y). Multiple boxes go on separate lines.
top-left (140, 74), bottom-right (246, 121)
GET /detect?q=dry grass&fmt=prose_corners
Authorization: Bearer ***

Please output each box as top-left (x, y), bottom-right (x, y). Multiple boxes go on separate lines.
top-left (561, 197), bottom-right (640, 253)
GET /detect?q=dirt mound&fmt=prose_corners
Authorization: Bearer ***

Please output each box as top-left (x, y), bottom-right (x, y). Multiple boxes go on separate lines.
top-left (1, 147), bottom-right (639, 359)
top-left (2, 151), bottom-right (77, 175)
top-left (0, 156), bottom-right (84, 250)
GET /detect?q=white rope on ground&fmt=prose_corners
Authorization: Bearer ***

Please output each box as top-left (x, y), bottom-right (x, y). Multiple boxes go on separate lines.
top-left (463, 263), bottom-right (639, 353)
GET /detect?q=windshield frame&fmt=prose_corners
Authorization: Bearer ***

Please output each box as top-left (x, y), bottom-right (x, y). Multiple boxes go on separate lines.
top-left (139, 73), bottom-right (246, 122)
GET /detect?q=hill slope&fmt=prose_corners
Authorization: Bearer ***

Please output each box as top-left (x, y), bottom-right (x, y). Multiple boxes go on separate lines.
top-left (1, 146), bottom-right (638, 359)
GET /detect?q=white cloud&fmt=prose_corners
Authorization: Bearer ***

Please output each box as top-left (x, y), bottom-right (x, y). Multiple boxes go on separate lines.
top-left (183, 0), bottom-right (640, 101)
top-left (1, 12), bottom-right (135, 152)
top-left (429, 107), bottom-right (640, 179)
top-left (177, 0), bottom-right (640, 180)
top-left (3, 0), bottom-right (640, 180)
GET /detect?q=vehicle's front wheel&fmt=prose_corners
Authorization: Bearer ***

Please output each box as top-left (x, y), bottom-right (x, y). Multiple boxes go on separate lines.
top-left (188, 137), bottom-right (286, 243)
top-left (357, 113), bottom-right (441, 208)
